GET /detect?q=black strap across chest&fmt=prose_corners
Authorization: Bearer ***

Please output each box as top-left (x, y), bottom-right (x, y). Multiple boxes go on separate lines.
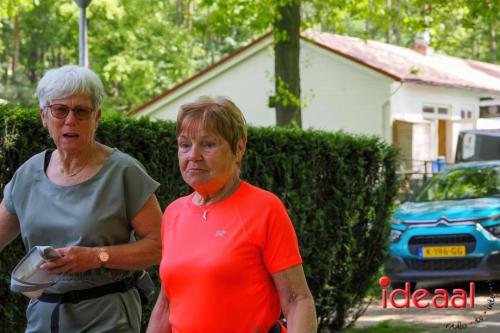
top-left (44, 149), bottom-right (54, 172)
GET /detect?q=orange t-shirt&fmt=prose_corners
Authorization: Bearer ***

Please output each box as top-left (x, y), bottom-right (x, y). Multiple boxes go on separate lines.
top-left (159, 181), bottom-right (303, 333)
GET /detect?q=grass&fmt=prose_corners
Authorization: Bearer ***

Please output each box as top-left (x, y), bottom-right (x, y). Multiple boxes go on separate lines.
top-left (342, 320), bottom-right (445, 333)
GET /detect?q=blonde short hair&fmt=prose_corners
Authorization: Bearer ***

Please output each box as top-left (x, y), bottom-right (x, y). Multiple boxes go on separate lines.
top-left (177, 96), bottom-right (247, 154)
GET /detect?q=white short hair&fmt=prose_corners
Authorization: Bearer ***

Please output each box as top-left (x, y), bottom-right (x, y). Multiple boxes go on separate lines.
top-left (36, 65), bottom-right (104, 110)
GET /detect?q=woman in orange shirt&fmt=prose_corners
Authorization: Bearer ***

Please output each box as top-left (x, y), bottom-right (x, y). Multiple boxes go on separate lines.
top-left (147, 96), bottom-right (317, 333)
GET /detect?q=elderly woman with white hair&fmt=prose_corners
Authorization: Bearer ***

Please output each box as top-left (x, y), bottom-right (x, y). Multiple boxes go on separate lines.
top-left (0, 65), bottom-right (162, 333)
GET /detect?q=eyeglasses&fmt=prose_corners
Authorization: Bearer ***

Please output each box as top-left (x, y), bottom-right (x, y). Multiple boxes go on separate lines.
top-left (47, 104), bottom-right (95, 120)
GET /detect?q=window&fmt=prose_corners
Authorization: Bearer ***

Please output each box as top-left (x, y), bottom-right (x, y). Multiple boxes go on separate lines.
top-left (480, 105), bottom-right (500, 118)
top-left (438, 107), bottom-right (449, 115)
top-left (422, 104), bottom-right (451, 119)
top-left (423, 106), bottom-right (434, 114)
top-left (479, 98), bottom-right (500, 118)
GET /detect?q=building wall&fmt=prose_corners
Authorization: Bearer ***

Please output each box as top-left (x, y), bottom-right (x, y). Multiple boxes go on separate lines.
top-left (390, 83), bottom-right (487, 162)
top-left (133, 38), bottom-right (500, 164)
top-left (390, 82), bottom-right (482, 122)
top-left (143, 44), bottom-right (277, 127)
top-left (136, 39), bottom-right (394, 138)
top-left (477, 118), bottom-right (500, 129)
top-left (300, 43), bottom-right (393, 136)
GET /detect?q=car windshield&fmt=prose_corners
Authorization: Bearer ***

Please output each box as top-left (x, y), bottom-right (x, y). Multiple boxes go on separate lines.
top-left (415, 166), bottom-right (500, 202)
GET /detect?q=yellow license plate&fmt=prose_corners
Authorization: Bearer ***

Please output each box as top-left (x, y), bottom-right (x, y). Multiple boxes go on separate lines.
top-left (420, 245), bottom-right (466, 258)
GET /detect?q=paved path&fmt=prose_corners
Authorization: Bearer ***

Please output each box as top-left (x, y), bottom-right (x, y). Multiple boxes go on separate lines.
top-left (354, 281), bottom-right (500, 332)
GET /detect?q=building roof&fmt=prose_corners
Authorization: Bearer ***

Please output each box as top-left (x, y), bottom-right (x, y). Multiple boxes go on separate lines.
top-left (303, 31), bottom-right (500, 94)
top-left (130, 31), bottom-right (500, 116)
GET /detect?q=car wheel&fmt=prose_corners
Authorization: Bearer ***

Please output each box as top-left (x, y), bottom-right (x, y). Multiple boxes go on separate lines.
top-left (391, 281), bottom-right (416, 290)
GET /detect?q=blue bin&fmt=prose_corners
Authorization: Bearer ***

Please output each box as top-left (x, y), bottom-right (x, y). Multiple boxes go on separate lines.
top-left (431, 158), bottom-right (446, 173)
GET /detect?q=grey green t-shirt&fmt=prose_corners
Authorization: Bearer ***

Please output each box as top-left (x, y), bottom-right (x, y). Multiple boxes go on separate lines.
top-left (3, 148), bottom-right (160, 293)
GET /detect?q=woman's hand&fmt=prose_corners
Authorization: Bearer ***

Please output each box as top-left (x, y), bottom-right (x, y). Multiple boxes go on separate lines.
top-left (146, 285), bottom-right (172, 333)
top-left (40, 194), bottom-right (162, 274)
top-left (38, 193), bottom-right (162, 275)
top-left (40, 246), bottom-right (99, 274)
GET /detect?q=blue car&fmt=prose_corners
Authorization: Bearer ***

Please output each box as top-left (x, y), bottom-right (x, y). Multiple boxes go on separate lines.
top-left (387, 161), bottom-right (500, 287)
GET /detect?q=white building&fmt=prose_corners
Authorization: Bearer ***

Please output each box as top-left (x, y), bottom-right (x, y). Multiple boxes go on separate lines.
top-left (130, 31), bottom-right (500, 168)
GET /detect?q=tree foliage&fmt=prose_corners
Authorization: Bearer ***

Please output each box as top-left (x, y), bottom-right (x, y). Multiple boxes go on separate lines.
top-left (305, 0), bottom-right (498, 63)
top-left (416, 166), bottom-right (500, 201)
top-left (0, 0), bottom-right (497, 112)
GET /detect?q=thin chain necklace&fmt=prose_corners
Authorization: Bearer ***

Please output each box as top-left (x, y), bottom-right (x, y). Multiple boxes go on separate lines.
top-left (197, 202), bottom-right (211, 222)
top-left (202, 209), bottom-right (209, 221)
top-left (59, 144), bottom-right (94, 178)
top-left (61, 159), bottom-right (90, 177)
top-left (195, 178), bottom-right (241, 222)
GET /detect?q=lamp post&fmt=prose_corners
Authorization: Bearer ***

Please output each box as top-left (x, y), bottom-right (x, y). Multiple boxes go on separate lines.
top-left (73, 0), bottom-right (93, 67)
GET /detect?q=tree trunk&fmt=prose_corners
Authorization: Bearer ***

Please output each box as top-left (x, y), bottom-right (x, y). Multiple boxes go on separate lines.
top-left (176, 0), bottom-right (184, 27)
top-left (12, 15), bottom-right (20, 78)
top-left (366, 0), bottom-right (373, 35)
top-left (186, 0), bottom-right (193, 31)
top-left (385, 0), bottom-right (392, 43)
top-left (422, 2), bottom-right (432, 21)
top-left (489, 23), bottom-right (497, 63)
top-left (395, 0), bottom-right (401, 45)
top-left (274, 0), bottom-right (301, 127)
top-left (58, 47), bottom-right (64, 67)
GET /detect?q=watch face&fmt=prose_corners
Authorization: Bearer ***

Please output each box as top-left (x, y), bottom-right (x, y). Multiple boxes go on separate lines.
top-left (99, 251), bottom-right (109, 262)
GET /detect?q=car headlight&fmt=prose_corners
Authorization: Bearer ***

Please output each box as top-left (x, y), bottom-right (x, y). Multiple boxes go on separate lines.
top-left (485, 224), bottom-right (500, 238)
top-left (389, 229), bottom-right (403, 243)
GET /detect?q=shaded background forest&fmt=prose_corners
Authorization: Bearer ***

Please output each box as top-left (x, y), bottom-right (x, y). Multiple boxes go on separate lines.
top-left (0, 0), bottom-right (498, 113)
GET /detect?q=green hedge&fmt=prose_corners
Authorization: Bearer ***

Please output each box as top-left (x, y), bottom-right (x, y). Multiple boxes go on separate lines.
top-left (0, 106), bottom-right (398, 332)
